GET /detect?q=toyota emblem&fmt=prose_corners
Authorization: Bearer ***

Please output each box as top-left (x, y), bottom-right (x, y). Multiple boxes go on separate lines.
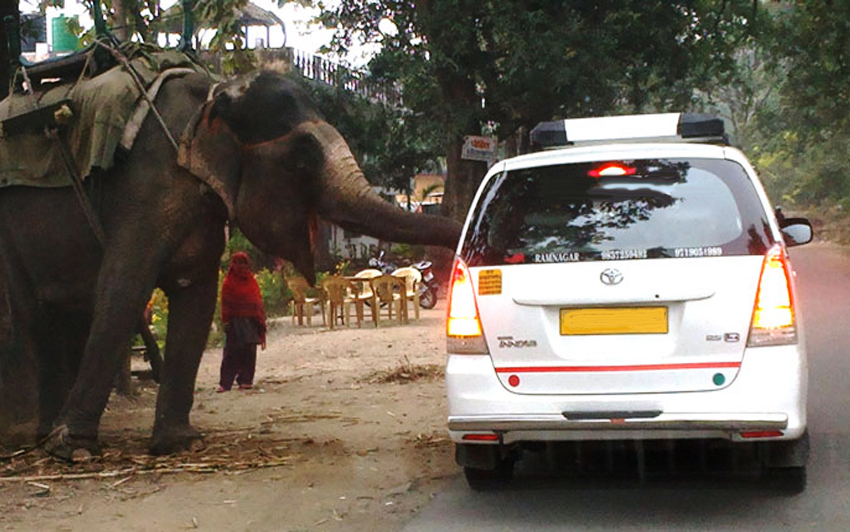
top-left (600, 268), bottom-right (623, 285)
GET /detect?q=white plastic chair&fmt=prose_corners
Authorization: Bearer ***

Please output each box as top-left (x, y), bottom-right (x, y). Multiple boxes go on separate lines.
top-left (286, 276), bottom-right (325, 326)
top-left (391, 267), bottom-right (422, 320)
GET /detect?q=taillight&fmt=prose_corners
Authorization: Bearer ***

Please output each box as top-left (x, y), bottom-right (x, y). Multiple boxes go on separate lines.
top-left (446, 258), bottom-right (489, 354)
top-left (747, 243), bottom-right (797, 347)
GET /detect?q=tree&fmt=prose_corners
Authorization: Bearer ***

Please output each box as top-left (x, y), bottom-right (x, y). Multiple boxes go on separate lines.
top-left (299, 69), bottom-right (443, 194)
top-left (321, 1), bottom-right (760, 223)
top-left (743, 1), bottom-right (850, 210)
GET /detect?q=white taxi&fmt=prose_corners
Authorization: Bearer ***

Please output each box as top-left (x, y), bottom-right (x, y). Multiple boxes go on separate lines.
top-left (445, 113), bottom-right (813, 490)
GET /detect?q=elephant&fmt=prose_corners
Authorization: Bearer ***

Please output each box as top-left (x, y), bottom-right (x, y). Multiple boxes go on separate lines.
top-left (0, 70), bottom-right (462, 459)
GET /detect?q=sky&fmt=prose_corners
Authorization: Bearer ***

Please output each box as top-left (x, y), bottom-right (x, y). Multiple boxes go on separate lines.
top-left (20, 0), bottom-right (380, 66)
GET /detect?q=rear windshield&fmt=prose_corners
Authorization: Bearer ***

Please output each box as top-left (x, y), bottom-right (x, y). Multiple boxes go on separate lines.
top-left (461, 158), bottom-right (773, 267)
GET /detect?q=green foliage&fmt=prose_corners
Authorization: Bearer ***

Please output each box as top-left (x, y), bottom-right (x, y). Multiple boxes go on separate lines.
top-left (148, 288), bottom-right (169, 350)
top-left (320, 1), bottom-right (760, 219)
top-left (73, 0), bottom-right (320, 73)
top-left (195, 0), bottom-right (256, 74)
top-left (735, 3), bottom-right (850, 213)
top-left (390, 243), bottom-right (425, 263)
top-left (293, 73), bottom-right (443, 192)
top-left (333, 259), bottom-right (351, 276)
top-left (322, 1), bottom-right (757, 141)
top-left (256, 268), bottom-right (288, 317)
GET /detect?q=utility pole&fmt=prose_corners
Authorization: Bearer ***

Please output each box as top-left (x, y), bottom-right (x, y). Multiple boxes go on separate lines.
top-left (0, 0), bottom-right (19, 100)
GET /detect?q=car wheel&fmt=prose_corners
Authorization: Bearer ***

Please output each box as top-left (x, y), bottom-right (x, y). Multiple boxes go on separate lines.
top-left (763, 466), bottom-right (807, 494)
top-left (463, 459), bottom-right (515, 491)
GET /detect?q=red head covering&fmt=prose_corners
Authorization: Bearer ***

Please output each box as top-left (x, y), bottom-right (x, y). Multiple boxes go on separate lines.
top-left (221, 252), bottom-right (266, 326)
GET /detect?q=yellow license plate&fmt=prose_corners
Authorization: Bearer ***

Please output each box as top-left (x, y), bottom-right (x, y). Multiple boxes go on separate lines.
top-left (560, 307), bottom-right (668, 335)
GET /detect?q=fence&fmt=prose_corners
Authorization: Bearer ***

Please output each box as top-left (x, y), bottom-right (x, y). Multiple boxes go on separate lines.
top-left (257, 47), bottom-right (402, 108)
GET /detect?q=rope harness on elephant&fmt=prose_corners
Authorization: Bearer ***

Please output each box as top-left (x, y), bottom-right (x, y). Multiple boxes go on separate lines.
top-left (17, 62), bottom-right (108, 245)
top-left (93, 40), bottom-right (181, 153)
top-left (9, 40), bottom-right (197, 244)
top-left (0, 46), bottom-right (181, 458)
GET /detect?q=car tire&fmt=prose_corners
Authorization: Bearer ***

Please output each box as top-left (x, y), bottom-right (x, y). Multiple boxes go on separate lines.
top-left (760, 431), bottom-right (809, 468)
top-left (763, 466), bottom-right (807, 494)
top-left (463, 459), bottom-right (515, 491)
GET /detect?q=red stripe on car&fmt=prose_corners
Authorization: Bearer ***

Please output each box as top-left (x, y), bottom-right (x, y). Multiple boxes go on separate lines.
top-left (495, 362), bottom-right (741, 373)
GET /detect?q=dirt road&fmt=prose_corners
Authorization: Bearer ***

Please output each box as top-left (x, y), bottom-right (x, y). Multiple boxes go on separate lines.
top-left (0, 302), bottom-right (456, 531)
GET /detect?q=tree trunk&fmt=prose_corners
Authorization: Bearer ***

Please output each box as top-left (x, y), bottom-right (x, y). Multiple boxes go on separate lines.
top-left (112, 0), bottom-right (129, 41)
top-left (315, 220), bottom-right (335, 271)
top-left (0, 0), bottom-right (19, 101)
top-left (428, 137), bottom-right (487, 282)
top-left (441, 137), bottom-right (487, 224)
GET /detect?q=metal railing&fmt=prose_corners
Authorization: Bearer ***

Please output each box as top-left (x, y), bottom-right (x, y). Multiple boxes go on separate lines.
top-left (258, 47), bottom-right (402, 108)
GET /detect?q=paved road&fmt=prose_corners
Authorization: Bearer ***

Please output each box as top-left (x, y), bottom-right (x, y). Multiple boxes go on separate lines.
top-left (403, 242), bottom-right (850, 531)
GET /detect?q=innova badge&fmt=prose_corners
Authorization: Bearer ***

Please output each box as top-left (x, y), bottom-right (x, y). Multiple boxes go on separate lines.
top-left (600, 268), bottom-right (623, 285)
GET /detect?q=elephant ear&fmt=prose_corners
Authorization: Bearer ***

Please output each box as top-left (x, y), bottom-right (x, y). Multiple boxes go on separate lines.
top-left (177, 94), bottom-right (241, 220)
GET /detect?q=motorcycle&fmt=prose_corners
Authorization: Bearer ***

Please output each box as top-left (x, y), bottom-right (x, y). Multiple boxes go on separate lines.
top-left (368, 251), bottom-right (439, 309)
top-left (367, 250), bottom-right (397, 274)
top-left (412, 260), bottom-right (439, 309)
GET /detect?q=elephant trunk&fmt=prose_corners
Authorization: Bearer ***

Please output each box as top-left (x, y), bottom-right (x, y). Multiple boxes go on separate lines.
top-left (312, 122), bottom-right (462, 250)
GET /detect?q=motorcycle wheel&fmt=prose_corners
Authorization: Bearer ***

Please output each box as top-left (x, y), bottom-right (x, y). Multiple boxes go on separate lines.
top-left (420, 287), bottom-right (437, 309)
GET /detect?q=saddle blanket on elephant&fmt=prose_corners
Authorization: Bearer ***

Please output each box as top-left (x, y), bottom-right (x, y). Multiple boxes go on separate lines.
top-left (0, 48), bottom-right (205, 189)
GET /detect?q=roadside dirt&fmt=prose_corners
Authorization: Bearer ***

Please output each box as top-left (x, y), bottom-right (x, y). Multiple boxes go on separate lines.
top-left (0, 302), bottom-right (457, 531)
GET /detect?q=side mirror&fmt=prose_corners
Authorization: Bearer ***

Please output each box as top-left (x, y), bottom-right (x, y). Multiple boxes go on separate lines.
top-left (779, 217), bottom-right (813, 247)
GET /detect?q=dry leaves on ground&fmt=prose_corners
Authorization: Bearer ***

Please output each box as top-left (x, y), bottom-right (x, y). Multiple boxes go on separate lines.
top-left (362, 355), bottom-right (444, 384)
top-left (0, 430), bottom-right (307, 483)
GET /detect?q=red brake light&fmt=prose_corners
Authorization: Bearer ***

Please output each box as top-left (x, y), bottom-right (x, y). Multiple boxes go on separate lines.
top-left (447, 258), bottom-right (482, 337)
top-left (588, 163), bottom-right (637, 177)
top-left (446, 258), bottom-right (489, 354)
top-left (748, 243), bottom-right (797, 347)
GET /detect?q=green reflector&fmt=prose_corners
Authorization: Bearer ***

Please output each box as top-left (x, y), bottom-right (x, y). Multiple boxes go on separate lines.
top-left (713, 373), bottom-right (726, 386)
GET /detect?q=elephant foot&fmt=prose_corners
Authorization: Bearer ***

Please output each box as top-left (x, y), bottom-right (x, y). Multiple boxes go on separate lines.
top-left (150, 425), bottom-right (205, 456)
top-left (43, 425), bottom-right (101, 463)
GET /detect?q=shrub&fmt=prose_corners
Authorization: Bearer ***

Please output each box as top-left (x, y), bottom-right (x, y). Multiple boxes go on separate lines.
top-left (148, 288), bottom-right (169, 350)
top-left (256, 268), bottom-right (288, 317)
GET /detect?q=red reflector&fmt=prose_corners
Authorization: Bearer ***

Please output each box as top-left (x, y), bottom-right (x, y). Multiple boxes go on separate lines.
top-left (462, 433), bottom-right (500, 442)
top-left (740, 430), bottom-right (784, 439)
top-left (508, 375), bottom-right (520, 387)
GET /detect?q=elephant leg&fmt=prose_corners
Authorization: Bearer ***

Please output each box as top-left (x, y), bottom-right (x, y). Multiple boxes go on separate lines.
top-left (46, 263), bottom-right (158, 461)
top-left (150, 277), bottom-right (218, 455)
top-left (35, 308), bottom-right (90, 438)
top-left (34, 312), bottom-right (72, 438)
top-left (0, 240), bottom-right (42, 434)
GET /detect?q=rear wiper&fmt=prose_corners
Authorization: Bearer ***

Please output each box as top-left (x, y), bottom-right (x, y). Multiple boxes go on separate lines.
top-left (647, 247), bottom-right (674, 258)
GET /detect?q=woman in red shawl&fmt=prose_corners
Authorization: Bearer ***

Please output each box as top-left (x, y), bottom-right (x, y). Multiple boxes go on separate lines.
top-left (218, 252), bottom-right (267, 392)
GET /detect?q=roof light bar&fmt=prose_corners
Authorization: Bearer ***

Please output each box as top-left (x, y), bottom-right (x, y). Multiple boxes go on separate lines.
top-left (530, 113), bottom-right (728, 149)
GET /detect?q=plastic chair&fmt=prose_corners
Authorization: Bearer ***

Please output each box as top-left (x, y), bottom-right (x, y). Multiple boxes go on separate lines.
top-left (320, 275), bottom-right (363, 329)
top-left (369, 274), bottom-right (407, 325)
top-left (353, 269), bottom-right (382, 300)
top-left (391, 267), bottom-right (422, 320)
top-left (286, 276), bottom-right (325, 326)
top-left (351, 268), bottom-right (382, 322)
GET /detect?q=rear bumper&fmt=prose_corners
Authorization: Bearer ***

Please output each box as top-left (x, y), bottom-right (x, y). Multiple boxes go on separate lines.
top-left (447, 344), bottom-right (807, 444)
top-left (449, 413), bottom-right (788, 432)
